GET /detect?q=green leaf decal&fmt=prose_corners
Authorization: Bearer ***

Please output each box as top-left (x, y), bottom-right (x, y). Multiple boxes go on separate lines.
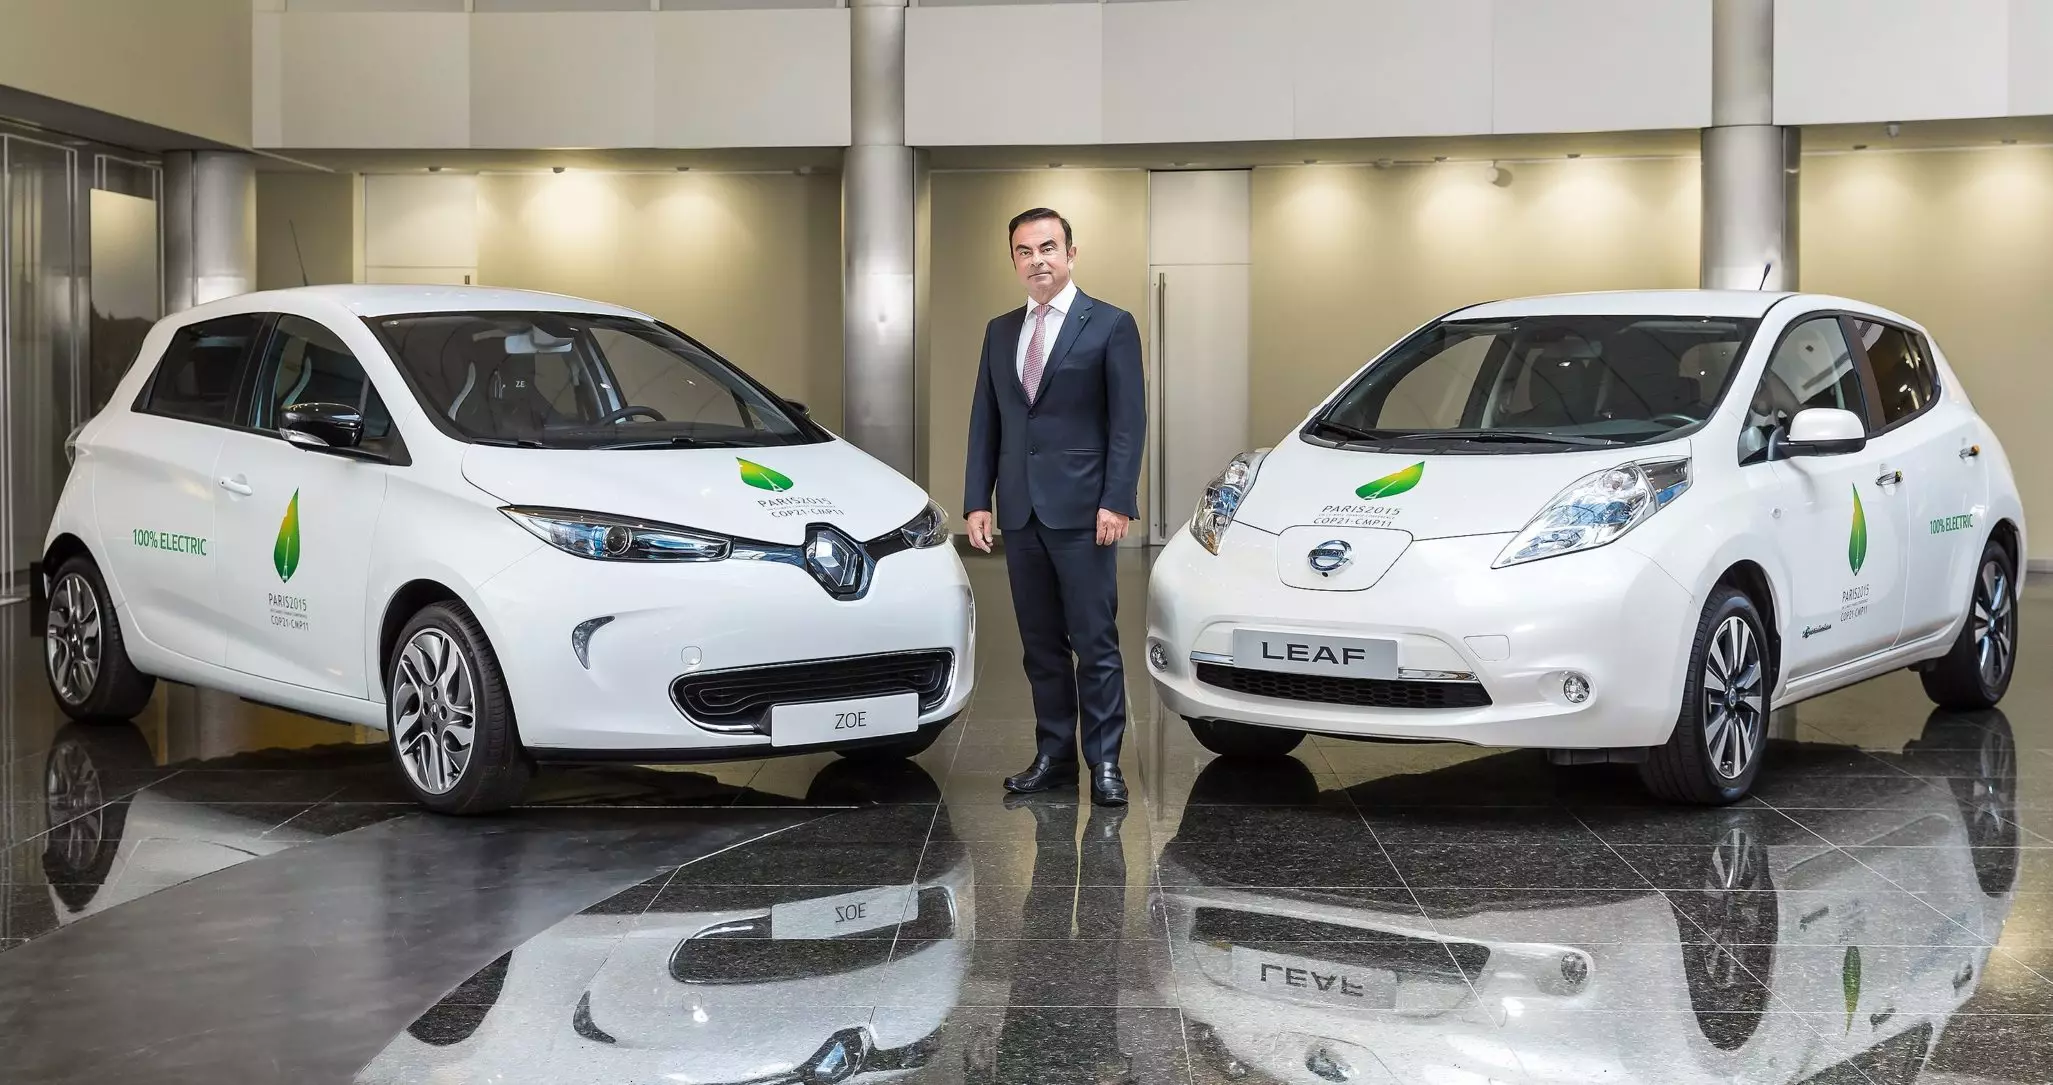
top-left (274, 489), bottom-right (301, 584)
top-left (1843, 945), bottom-right (1862, 1033)
top-left (1849, 484), bottom-right (1868, 575)
top-left (737, 458), bottom-right (794, 493)
top-left (1355, 462), bottom-right (1424, 501)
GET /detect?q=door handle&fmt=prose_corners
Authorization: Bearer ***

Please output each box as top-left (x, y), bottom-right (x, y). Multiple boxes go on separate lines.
top-left (219, 475), bottom-right (253, 496)
top-left (1876, 469), bottom-right (1902, 486)
top-left (1960, 444), bottom-right (1981, 459)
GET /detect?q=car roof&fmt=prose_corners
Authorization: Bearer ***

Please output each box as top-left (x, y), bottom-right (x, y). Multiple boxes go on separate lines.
top-left (178, 284), bottom-right (655, 322)
top-left (1447, 289), bottom-right (1913, 325)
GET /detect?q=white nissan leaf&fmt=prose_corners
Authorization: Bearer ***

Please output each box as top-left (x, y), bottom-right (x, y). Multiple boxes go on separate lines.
top-left (1148, 291), bottom-right (2025, 803)
top-left (39, 286), bottom-right (974, 813)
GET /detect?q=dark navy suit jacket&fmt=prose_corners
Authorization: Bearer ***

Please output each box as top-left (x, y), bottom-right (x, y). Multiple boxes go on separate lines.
top-left (963, 289), bottom-right (1147, 532)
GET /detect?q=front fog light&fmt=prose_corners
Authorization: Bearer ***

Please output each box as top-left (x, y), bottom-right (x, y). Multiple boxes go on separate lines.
top-left (1148, 640), bottom-right (1170, 672)
top-left (1562, 673), bottom-right (1591, 704)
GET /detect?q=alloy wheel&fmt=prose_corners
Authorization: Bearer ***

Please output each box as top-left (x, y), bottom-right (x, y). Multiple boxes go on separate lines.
top-left (1701, 615), bottom-right (1765, 780)
top-left (44, 740), bottom-right (105, 874)
top-left (392, 629), bottom-right (478, 796)
top-left (45, 573), bottom-right (102, 705)
top-left (1971, 559), bottom-right (2016, 690)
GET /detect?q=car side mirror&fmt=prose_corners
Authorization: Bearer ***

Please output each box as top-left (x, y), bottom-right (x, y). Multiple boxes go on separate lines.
top-left (281, 402), bottom-right (365, 453)
top-left (1772, 407), bottom-right (1867, 459)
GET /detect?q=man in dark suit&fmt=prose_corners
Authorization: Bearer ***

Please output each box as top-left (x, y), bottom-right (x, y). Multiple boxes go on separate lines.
top-left (963, 207), bottom-right (1146, 806)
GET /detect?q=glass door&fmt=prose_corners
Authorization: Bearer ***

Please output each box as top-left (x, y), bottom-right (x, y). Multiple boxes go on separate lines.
top-left (2, 134), bottom-right (82, 604)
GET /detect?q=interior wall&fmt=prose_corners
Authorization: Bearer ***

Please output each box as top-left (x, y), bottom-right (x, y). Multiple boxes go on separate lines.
top-left (255, 173), bottom-right (358, 291)
top-left (0, 0), bottom-right (251, 146)
top-left (924, 169), bottom-right (1149, 530)
top-left (1801, 146), bottom-right (2053, 560)
top-left (1248, 158), bottom-right (1702, 447)
top-left (475, 170), bottom-right (845, 430)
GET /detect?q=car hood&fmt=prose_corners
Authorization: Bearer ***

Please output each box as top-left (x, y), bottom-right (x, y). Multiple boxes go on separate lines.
top-left (1231, 436), bottom-right (1693, 541)
top-left (460, 439), bottom-right (931, 546)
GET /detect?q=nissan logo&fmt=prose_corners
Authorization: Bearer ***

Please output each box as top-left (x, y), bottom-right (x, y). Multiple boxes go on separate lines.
top-left (1307, 540), bottom-right (1352, 577)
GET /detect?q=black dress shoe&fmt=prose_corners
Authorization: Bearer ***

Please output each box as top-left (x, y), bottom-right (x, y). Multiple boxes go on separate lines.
top-left (1090, 762), bottom-right (1129, 807)
top-left (1004, 754), bottom-right (1077, 794)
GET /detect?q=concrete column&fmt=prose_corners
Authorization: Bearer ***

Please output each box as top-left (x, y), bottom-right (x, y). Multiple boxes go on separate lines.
top-left (1702, 0), bottom-right (1798, 291)
top-left (163, 151), bottom-right (256, 312)
top-left (843, 0), bottom-right (915, 475)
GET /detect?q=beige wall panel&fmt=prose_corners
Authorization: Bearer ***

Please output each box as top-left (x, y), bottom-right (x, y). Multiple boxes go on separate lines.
top-left (1802, 148), bottom-right (2053, 558)
top-left (1492, 0), bottom-right (1712, 134)
top-left (1292, 0), bottom-right (1494, 141)
top-left (475, 171), bottom-right (844, 429)
top-left (470, 13), bottom-right (656, 148)
top-left (1102, 0), bottom-right (1292, 145)
top-left (1775, 0), bottom-right (2008, 125)
top-left (1249, 159), bottom-right (1699, 447)
top-left (905, 4), bottom-right (1102, 147)
top-left (655, 10), bottom-right (851, 148)
top-left (2006, 0), bottom-right (2053, 117)
top-left (924, 170), bottom-right (1149, 528)
top-left (364, 174), bottom-right (479, 270)
top-left (274, 13), bottom-right (470, 148)
top-left (256, 173), bottom-right (358, 291)
top-left (0, 0), bottom-right (250, 146)
top-left (253, 13), bottom-right (284, 148)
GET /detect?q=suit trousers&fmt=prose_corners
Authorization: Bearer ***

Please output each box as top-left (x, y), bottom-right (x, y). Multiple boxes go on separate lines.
top-left (1003, 515), bottom-right (1128, 767)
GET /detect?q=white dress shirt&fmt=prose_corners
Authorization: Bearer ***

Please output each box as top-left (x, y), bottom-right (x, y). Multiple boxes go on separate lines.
top-left (1015, 279), bottom-right (1080, 386)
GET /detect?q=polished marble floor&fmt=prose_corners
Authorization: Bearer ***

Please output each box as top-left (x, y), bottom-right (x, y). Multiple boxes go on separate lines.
top-left (1, 548), bottom-right (2049, 1083)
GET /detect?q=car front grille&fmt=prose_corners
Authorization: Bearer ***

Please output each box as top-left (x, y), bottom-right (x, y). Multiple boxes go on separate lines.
top-left (672, 650), bottom-right (954, 732)
top-left (1194, 663), bottom-right (1491, 710)
top-left (669, 886), bottom-right (955, 984)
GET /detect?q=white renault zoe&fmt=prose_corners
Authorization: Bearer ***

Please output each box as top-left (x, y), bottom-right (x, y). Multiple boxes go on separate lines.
top-left (1149, 291), bottom-right (2024, 802)
top-left (40, 285), bottom-right (973, 813)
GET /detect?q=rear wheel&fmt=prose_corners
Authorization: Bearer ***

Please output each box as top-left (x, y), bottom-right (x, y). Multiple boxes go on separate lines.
top-left (1185, 716), bottom-right (1306, 758)
top-left (44, 557), bottom-right (155, 721)
top-left (386, 602), bottom-right (530, 815)
top-left (1921, 540), bottom-right (2017, 709)
top-left (1641, 587), bottom-right (1770, 805)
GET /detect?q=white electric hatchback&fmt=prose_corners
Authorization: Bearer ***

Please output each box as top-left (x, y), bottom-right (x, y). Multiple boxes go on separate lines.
top-left (40, 286), bottom-right (974, 813)
top-left (1148, 291), bottom-right (2025, 803)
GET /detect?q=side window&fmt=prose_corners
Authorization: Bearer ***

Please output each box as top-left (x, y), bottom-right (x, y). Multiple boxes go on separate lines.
top-left (1738, 316), bottom-right (1867, 464)
top-left (138, 314), bottom-right (264, 425)
top-left (1850, 319), bottom-right (1938, 427)
top-left (249, 314), bottom-right (396, 451)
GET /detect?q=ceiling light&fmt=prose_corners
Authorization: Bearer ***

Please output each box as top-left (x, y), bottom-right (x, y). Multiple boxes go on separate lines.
top-left (675, 165), bottom-right (692, 171)
top-left (1374, 158), bottom-right (1394, 169)
top-left (1172, 161), bottom-right (1188, 167)
top-left (1486, 164), bottom-right (1513, 187)
top-left (2002, 138), bottom-right (2019, 145)
top-left (427, 165), bottom-right (442, 173)
top-left (1433, 155), bottom-right (1448, 162)
top-left (1303, 158), bottom-right (1319, 165)
top-left (1885, 121), bottom-right (1902, 138)
top-left (1048, 162), bottom-right (1063, 169)
top-left (1567, 152), bottom-right (1582, 159)
top-left (1852, 144), bottom-right (1868, 151)
top-left (552, 166), bottom-right (566, 174)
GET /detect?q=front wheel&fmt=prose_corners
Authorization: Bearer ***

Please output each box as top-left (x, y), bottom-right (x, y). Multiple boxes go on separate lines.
top-left (1186, 717), bottom-right (1306, 758)
top-left (44, 557), bottom-right (156, 721)
top-left (1641, 587), bottom-right (1771, 805)
top-left (1921, 540), bottom-right (2018, 709)
top-left (386, 601), bottom-right (530, 815)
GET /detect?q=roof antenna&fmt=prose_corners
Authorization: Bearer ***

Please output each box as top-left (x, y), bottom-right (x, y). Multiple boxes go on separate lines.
top-left (1757, 260), bottom-right (1774, 291)
top-left (289, 219), bottom-right (310, 287)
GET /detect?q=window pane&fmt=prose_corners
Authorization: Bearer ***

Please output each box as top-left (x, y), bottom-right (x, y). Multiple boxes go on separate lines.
top-left (1739, 317), bottom-right (1865, 462)
top-left (1853, 320), bottom-right (1937, 426)
top-left (253, 314), bottom-right (394, 446)
top-left (141, 314), bottom-right (262, 424)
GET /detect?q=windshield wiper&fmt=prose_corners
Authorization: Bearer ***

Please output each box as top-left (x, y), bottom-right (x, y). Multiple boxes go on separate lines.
top-left (587, 436), bottom-right (734, 450)
top-left (1381, 428), bottom-right (1622, 447)
top-left (1307, 417), bottom-right (1382, 442)
top-left (469, 437), bottom-right (548, 449)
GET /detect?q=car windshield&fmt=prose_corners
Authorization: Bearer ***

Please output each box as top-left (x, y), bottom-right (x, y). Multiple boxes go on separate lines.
top-left (1308, 314), bottom-right (1761, 452)
top-left (369, 311), bottom-right (822, 450)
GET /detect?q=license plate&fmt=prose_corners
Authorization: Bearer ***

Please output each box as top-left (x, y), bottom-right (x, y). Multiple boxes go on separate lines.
top-left (1229, 946), bottom-right (1397, 1009)
top-left (1231, 629), bottom-right (1398, 679)
top-left (770, 692), bottom-right (918, 748)
top-left (771, 884), bottom-right (914, 939)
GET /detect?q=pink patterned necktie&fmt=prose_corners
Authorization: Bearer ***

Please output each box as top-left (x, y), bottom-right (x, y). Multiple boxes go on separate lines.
top-left (1022, 303), bottom-right (1052, 404)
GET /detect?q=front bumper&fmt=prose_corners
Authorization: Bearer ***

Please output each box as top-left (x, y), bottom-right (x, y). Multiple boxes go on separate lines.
top-left (476, 542), bottom-right (975, 752)
top-left (1146, 528), bottom-right (1694, 750)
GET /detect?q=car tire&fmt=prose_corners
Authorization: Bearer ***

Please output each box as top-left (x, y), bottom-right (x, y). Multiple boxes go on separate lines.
top-left (1920, 539), bottom-right (2018, 710)
top-left (386, 601), bottom-right (530, 815)
top-left (1185, 716), bottom-right (1306, 758)
top-left (835, 724), bottom-right (946, 764)
top-left (1641, 587), bottom-right (1771, 805)
top-left (43, 556), bottom-right (156, 722)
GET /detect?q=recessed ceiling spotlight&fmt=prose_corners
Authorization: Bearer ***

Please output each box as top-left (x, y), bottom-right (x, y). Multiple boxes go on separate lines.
top-left (1566, 152), bottom-right (1582, 159)
top-left (1852, 144), bottom-right (1868, 151)
top-left (2002, 138), bottom-right (2019, 145)
top-left (1303, 158), bottom-right (1319, 165)
top-left (1048, 162), bottom-right (1063, 169)
top-left (1374, 158), bottom-right (1394, 169)
top-left (1172, 161), bottom-right (1188, 167)
top-left (552, 166), bottom-right (566, 174)
top-left (675, 165), bottom-right (692, 171)
top-left (1433, 155), bottom-right (1448, 162)
top-left (1886, 121), bottom-right (1902, 139)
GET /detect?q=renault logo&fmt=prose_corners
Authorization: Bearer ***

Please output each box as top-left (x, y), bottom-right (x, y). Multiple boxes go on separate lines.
top-left (804, 525), bottom-right (869, 597)
top-left (1308, 540), bottom-right (1352, 577)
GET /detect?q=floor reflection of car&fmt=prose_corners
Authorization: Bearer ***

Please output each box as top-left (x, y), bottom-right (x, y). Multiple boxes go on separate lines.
top-left (1159, 711), bottom-right (2020, 1085)
top-left (36, 722), bottom-right (320, 924)
top-left (357, 762), bottom-right (971, 1085)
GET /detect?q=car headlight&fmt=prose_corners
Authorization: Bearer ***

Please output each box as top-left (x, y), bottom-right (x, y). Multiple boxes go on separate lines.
top-left (900, 501), bottom-right (950, 549)
top-left (502, 507), bottom-right (730, 562)
top-left (1493, 458), bottom-right (1691, 568)
top-left (1190, 450), bottom-right (1267, 555)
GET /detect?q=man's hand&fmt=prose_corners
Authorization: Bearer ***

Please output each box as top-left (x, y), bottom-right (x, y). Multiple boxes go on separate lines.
top-left (1095, 508), bottom-right (1130, 547)
top-left (965, 510), bottom-right (996, 552)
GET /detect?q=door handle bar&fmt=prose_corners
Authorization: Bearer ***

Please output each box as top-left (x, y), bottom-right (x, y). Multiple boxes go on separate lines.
top-left (1876, 470), bottom-right (1902, 486)
top-left (1153, 272), bottom-right (1168, 535)
top-left (219, 476), bottom-right (253, 496)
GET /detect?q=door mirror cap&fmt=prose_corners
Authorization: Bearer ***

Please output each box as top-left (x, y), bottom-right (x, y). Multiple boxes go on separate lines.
top-left (1774, 407), bottom-right (1867, 459)
top-left (281, 402), bottom-right (365, 452)
top-left (784, 399), bottom-right (811, 417)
